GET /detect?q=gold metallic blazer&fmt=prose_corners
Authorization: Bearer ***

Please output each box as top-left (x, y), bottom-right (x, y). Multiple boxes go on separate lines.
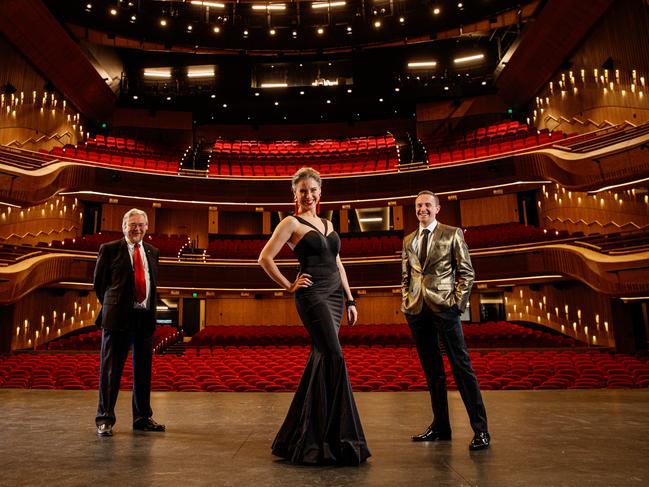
top-left (401, 222), bottom-right (475, 315)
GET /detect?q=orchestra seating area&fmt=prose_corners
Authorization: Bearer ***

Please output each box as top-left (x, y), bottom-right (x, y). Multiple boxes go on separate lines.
top-left (423, 122), bottom-right (568, 165)
top-left (188, 322), bottom-right (577, 348)
top-left (42, 325), bottom-right (180, 354)
top-left (209, 134), bottom-right (399, 176)
top-left (48, 134), bottom-right (184, 173)
top-left (36, 231), bottom-right (190, 257)
top-left (1, 344), bottom-right (647, 392)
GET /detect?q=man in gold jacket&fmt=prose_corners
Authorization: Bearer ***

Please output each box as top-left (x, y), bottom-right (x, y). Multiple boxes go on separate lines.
top-left (401, 190), bottom-right (490, 451)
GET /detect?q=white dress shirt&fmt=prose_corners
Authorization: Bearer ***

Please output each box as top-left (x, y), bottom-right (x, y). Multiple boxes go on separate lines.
top-left (413, 220), bottom-right (438, 255)
top-left (126, 239), bottom-right (151, 309)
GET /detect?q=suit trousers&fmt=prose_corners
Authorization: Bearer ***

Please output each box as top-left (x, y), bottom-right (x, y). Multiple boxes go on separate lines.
top-left (406, 303), bottom-right (488, 434)
top-left (96, 310), bottom-right (154, 427)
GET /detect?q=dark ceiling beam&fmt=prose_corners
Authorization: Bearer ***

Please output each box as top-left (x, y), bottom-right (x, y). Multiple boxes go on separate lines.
top-left (495, 0), bottom-right (614, 108)
top-left (0, 0), bottom-right (116, 120)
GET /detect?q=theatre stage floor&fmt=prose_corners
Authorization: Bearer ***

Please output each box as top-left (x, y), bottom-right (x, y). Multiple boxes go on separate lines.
top-left (1, 389), bottom-right (648, 487)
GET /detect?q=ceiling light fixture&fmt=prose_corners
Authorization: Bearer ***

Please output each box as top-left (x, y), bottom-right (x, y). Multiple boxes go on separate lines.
top-left (317, 27), bottom-right (324, 35)
top-left (213, 26), bottom-right (221, 33)
top-left (269, 28), bottom-right (276, 35)
top-left (433, 7), bottom-right (441, 15)
top-left (252, 4), bottom-right (286, 11)
top-left (188, 71), bottom-right (214, 78)
top-left (143, 69), bottom-right (172, 78)
top-left (374, 20), bottom-right (381, 28)
top-left (359, 217), bottom-right (383, 223)
top-left (407, 61), bottom-right (437, 68)
top-left (261, 83), bottom-right (288, 88)
top-left (190, 1), bottom-right (225, 8)
top-left (454, 54), bottom-right (485, 64)
top-left (312, 2), bottom-right (346, 10)
top-left (160, 19), bottom-right (167, 26)
top-left (109, 8), bottom-right (117, 15)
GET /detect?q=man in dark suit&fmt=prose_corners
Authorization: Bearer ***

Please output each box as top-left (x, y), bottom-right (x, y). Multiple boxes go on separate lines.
top-left (94, 208), bottom-right (165, 436)
top-left (401, 191), bottom-right (490, 451)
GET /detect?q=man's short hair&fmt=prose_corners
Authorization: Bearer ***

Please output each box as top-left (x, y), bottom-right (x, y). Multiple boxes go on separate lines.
top-left (122, 208), bottom-right (148, 230)
top-left (416, 190), bottom-right (439, 205)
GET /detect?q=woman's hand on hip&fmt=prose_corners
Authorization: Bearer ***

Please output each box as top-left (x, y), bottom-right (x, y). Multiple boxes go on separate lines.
top-left (288, 273), bottom-right (312, 293)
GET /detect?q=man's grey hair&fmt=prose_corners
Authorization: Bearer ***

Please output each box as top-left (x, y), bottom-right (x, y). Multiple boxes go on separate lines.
top-left (122, 208), bottom-right (148, 230)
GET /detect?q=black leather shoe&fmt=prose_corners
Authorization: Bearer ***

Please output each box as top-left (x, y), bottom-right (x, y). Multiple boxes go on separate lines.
top-left (412, 424), bottom-right (452, 442)
top-left (133, 418), bottom-right (166, 432)
top-left (469, 432), bottom-right (490, 450)
top-left (97, 424), bottom-right (113, 437)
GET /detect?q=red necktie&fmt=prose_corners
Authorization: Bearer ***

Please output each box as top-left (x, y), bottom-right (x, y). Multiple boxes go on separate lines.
top-left (134, 243), bottom-right (146, 303)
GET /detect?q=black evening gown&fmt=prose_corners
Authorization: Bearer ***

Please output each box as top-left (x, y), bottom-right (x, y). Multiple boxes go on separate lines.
top-left (271, 216), bottom-right (371, 465)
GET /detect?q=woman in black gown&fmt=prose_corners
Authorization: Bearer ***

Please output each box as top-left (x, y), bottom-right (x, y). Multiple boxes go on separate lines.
top-left (258, 167), bottom-right (371, 465)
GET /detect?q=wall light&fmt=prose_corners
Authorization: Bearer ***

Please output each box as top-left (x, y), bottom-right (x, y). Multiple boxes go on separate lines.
top-left (454, 54), bottom-right (485, 64)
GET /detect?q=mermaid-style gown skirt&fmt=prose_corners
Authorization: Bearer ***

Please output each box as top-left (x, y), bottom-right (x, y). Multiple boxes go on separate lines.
top-left (271, 262), bottom-right (371, 465)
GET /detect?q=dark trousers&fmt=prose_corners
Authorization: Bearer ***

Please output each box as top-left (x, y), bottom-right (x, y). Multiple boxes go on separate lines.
top-left (406, 303), bottom-right (488, 434)
top-left (96, 312), bottom-right (153, 427)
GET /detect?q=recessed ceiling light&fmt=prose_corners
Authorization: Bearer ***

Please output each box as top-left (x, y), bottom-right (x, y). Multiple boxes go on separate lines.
top-left (482, 81), bottom-right (487, 85)
top-left (254, 92), bottom-right (260, 96)
top-left (347, 89), bottom-right (352, 93)
top-left (211, 94), bottom-right (216, 98)
top-left (132, 95), bottom-right (138, 100)
top-left (433, 7), bottom-right (440, 15)
top-left (274, 101), bottom-right (279, 105)
top-left (292, 31), bottom-right (298, 36)
top-left (110, 8), bottom-right (117, 15)
top-left (457, 2), bottom-right (463, 8)
top-left (379, 98), bottom-right (383, 102)
top-left (395, 87), bottom-right (400, 92)
top-left (347, 26), bottom-right (352, 32)
top-left (130, 15), bottom-right (136, 21)
top-left (444, 86), bottom-right (449, 90)
top-left (222, 103), bottom-right (227, 108)
top-left (326, 99), bottom-right (331, 104)
top-left (243, 29), bottom-right (249, 36)
top-left (269, 28), bottom-right (276, 35)
top-left (299, 91), bottom-right (305, 95)
top-left (317, 27), bottom-right (324, 35)
top-left (160, 19), bottom-right (167, 26)
top-left (399, 17), bottom-right (405, 23)
top-left (86, 3), bottom-right (92, 10)
top-left (213, 26), bottom-right (220, 33)
top-left (187, 25), bottom-right (193, 31)
top-left (374, 20), bottom-right (381, 28)
top-left (166, 96), bottom-right (171, 100)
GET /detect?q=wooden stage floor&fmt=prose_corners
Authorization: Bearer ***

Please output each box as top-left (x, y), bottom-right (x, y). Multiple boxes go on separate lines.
top-left (1, 389), bottom-right (648, 486)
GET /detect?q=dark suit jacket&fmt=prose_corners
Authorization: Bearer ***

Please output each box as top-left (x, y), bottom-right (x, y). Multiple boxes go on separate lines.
top-left (93, 238), bottom-right (159, 333)
top-left (401, 222), bottom-right (474, 315)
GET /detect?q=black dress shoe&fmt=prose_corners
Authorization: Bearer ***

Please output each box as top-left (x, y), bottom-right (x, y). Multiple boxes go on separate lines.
top-left (469, 432), bottom-right (490, 450)
top-left (133, 418), bottom-right (166, 432)
top-left (412, 424), bottom-right (452, 442)
top-left (97, 424), bottom-right (113, 437)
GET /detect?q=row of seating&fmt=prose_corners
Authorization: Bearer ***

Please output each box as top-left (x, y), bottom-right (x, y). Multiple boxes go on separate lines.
top-left (421, 121), bottom-right (529, 149)
top-left (43, 325), bottom-right (179, 353)
top-left (38, 231), bottom-right (190, 256)
top-left (188, 322), bottom-right (577, 348)
top-left (463, 223), bottom-right (571, 248)
top-left (208, 155), bottom-right (399, 176)
top-left (427, 129), bottom-right (564, 165)
top-left (204, 225), bottom-right (569, 260)
top-left (213, 134), bottom-right (396, 156)
top-left (2, 349), bottom-right (647, 391)
top-left (49, 146), bottom-right (180, 174)
top-left (88, 134), bottom-right (161, 154)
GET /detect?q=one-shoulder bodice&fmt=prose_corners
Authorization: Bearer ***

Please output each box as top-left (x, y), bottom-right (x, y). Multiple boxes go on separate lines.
top-left (292, 216), bottom-right (340, 279)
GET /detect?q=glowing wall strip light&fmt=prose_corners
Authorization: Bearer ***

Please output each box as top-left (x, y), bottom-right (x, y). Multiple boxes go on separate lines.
top-left (260, 83), bottom-right (288, 88)
top-left (312, 1), bottom-right (346, 9)
top-left (407, 61), bottom-right (437, 68)
top-left (190, 1), bottom-right (225, 7)
top-left (454, 54), bottom-right (485, 64)
top-left (252, 4), bottom-right (286, 10)
top-left (143, 69), bottom-right (172, 79)
top-left (187, 71), bottom-right (215, 78)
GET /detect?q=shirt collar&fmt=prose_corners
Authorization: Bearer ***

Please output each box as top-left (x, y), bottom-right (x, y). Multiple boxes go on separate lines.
top-left (418, 220), bottom-right (437, 236)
